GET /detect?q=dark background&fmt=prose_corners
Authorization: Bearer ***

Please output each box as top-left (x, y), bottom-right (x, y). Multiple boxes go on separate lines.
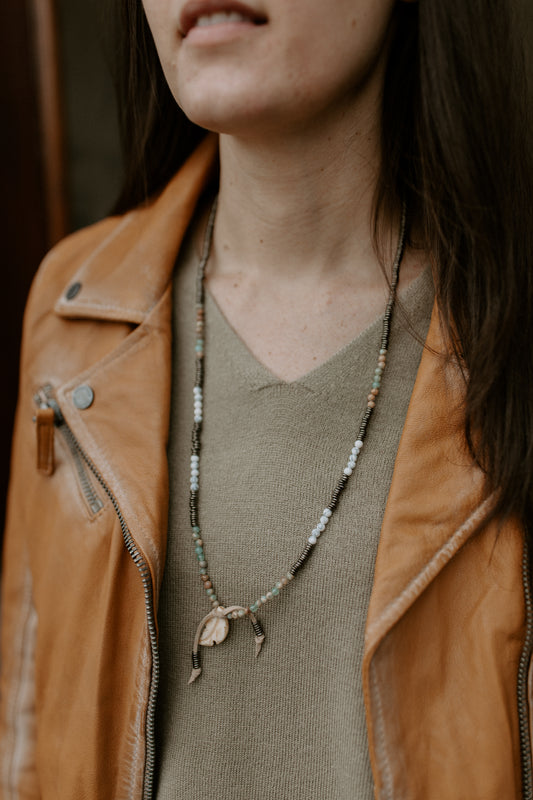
top-left (1, 0), bottom-right (532, 545)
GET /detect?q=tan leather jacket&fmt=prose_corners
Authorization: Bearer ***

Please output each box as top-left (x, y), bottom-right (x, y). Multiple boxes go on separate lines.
top-left (1, 136), bottom-right (530, 799)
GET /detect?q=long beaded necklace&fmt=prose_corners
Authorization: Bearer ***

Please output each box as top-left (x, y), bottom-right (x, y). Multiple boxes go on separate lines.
top-left (188, 198), bottom-right (406, 684)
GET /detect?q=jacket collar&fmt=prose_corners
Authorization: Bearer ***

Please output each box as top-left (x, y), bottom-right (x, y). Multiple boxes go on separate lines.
top-left (54, 134), bottom-right (218, 325)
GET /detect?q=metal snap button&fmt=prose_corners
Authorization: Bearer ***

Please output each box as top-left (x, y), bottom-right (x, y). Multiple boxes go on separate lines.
top-left (65, 282), bottom-right (82, 300)
top-left (73, 384), bottom-right (94, 410)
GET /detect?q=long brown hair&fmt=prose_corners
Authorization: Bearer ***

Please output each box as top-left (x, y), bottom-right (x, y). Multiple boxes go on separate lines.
top-left (111, 1), bottom-right (533, 531)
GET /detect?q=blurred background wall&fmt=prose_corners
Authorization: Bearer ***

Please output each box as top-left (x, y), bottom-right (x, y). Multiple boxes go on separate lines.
top-left (57, 0), bottom-right (121, 230)
top-left (0, 0), bottom-right (532, 545)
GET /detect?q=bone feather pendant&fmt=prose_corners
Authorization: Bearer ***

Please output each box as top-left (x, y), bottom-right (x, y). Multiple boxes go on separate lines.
top-left (188, 606), bottom-right (266, 684)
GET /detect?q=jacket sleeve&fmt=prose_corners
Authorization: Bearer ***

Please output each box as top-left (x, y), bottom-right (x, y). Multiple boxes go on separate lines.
top-left (0, 319), bottom-right (41, 798)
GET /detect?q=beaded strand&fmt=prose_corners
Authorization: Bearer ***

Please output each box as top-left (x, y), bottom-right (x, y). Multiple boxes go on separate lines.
top-left (188, 198), bottom-right (406, 677)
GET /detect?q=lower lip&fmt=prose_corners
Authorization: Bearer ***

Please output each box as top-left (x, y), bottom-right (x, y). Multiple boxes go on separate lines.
top-left (183, 20), bottom-right (262, 45)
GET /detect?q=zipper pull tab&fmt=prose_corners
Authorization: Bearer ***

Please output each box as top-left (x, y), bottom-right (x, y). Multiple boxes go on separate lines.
top-left (35, 407), bottom-right (55, 475)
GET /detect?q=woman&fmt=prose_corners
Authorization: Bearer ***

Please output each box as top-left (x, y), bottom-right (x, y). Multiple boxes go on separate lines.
top-left (1, 0), bottom-right (532, 797)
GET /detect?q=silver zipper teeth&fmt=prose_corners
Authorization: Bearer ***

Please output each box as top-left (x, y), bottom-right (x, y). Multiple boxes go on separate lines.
top-left (60, 426), bottom-right (103, 514)
top-left (51, 405), bottom-right (159, 799)
top-left (518, 537), bottom-right (533, 799)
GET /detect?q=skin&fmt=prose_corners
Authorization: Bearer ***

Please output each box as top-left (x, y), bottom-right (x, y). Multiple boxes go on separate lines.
top-left (143, 0), bottom-right (423, 381)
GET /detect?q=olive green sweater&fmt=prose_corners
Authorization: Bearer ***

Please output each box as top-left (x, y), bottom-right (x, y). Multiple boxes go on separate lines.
top-left (155, 231), bottom-right (434, 799)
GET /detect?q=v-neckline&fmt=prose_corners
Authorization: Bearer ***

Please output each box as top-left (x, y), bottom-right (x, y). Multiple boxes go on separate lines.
top-left (203, 266), bottom-right (432, 394)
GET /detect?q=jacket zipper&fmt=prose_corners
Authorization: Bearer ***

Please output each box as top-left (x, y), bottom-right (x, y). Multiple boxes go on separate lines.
top-left (518, 537), bottom-right (533, 799)
top-left (35, 386), bottom-right (103, 514)
top-left (37, 387), bottom-right (159, 799)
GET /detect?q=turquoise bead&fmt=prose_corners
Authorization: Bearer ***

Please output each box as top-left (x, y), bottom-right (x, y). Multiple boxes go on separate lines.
top-left (192, 526), bottom-right (200, 533)
top-left (250, 603), bottom-right (258, 613)
top-left (206, 588), bottom-right (214, 596)
top-left (272, 587), bottom-right (279, 596)
top-left (211, 595), bottom-right (218, 603)
top-left (199, 568), bottom-right (207, 574)
top-left (195, 545), bottom-right (204, 555)
top-left (372, 381), bottom-right (380, 389)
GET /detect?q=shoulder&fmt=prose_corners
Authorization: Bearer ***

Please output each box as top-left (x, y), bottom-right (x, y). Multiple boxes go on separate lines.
top-left (24, 134), bottom-right (219, 331)
top-left (27, 215), bottom-right (131, 317)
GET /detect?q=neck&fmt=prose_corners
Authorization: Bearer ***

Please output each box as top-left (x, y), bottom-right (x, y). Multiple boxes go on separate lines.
top-left (210, 98), bottom-right (397, 289)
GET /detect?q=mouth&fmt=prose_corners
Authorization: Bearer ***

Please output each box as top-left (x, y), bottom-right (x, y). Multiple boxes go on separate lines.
top-left (179, 1), bottom-right (268, 38)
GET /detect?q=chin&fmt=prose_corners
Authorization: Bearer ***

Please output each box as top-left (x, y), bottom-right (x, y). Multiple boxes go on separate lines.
top-left (177, 87), bottom-right (280, 136)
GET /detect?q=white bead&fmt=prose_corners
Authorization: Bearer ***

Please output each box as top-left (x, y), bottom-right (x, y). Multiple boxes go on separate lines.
top-left (355, 440), bottom-right (364, 449)
top-left (194, 415), bottom-right (202, 423)
top-left (351, 448), bottom-right (359, 456)
top-left (191, 455), bottom-right (199, 462)
top-left (319, 515), bottom-right (328, 525)
top-left (344, 467), bottom-right (353, 476)
top-left (191, 469), bottom-right (199, 477)
top-left (308, 535), bottom-right (317, 544)
top-left (312, 528), bottom-right (320, 537)
top-left (317, 522), bottom-right (325, 532)
top-left (191, 483), bottom-right (199, 491)
top-left (323, 509), bottom-right (332, 518)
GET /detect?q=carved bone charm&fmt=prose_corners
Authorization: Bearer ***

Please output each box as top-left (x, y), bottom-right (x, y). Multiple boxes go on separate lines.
top-left (199, 614), bottom-right (229, 646)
